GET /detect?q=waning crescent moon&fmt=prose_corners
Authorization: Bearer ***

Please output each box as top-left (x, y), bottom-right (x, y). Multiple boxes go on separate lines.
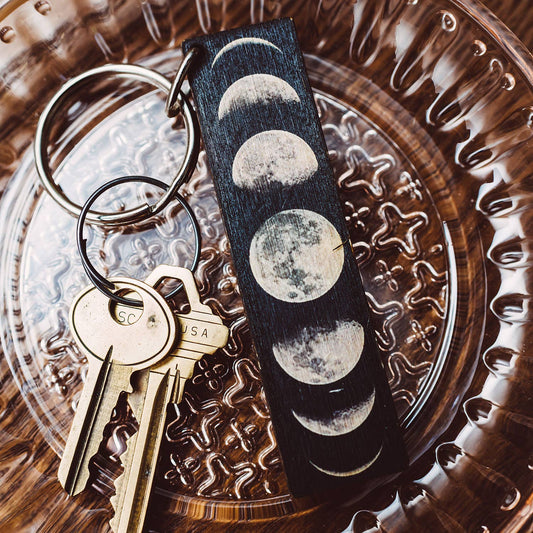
top-left (292, 389), bottom-right (375, 436)
top-left (232, 130), bottom-right (318, 189)
top-left (212, 37), bottom-right (282, 67)
top-left (310, 445), bottom-right (383, 477)
top-left (218, 74), bottom-right (300, 119)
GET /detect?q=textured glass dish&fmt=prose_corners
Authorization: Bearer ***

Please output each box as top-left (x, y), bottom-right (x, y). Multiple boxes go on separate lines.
top-left (0, 0), bottom-right (532, 532)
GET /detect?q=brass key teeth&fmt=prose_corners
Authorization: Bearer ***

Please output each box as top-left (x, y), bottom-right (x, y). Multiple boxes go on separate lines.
top-left (61, 345), bottom-right (113, 495)
top-left (110, 471), bottom-right (125, 530)
top-left (110, 473), bottom-right (124, 512)
top-left (109, 436), bottom-right (132, 514)
top-left (110, 372), bottom-right (150, 530)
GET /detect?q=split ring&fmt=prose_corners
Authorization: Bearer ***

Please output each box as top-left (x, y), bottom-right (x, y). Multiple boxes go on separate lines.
top-left (35, 57), bottom-right (199, 226)
top-left (77, 175), bottom-right (201, 307)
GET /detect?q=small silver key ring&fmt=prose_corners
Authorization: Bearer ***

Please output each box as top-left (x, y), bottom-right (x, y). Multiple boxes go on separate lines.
top-left (34, 52), bottom-right (200, 226)
top-left (77, 175), bottom-right (201, 308)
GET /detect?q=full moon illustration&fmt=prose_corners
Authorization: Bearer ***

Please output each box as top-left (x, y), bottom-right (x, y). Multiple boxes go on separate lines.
top-left (310, 445), bottom-right (382, 477)
top-left (249, 209), bottom-right (344, 303)
top-left (292, 389), bottom-right (375, 436)
top-left (232, 130), bottom-right (318, 189)
top-left (271, 320), bottom-right (365, 384)
top-left (218, 74), bottom-right (300, 119)
top-left (211, 37), bottom-right (281, 67)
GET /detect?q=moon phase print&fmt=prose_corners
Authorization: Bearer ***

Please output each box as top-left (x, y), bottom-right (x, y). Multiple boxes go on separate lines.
top-left (184, 18), bottom-right (407, 497)
top-left (249, 209), bottom-right (344, 303)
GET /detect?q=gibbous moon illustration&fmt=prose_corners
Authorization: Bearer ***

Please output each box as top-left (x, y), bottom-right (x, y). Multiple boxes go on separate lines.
top-left (310, 445), bottom-right (382, 477)
top-left (218, 74), bottom-right (300, 119)
top-left (232, 130), bottom-right (318, 189)
top-left (272, 320), bottom-right (365, 384)
top-left (211, 37), bottom-right (281, 67)
top-left (292, 389), bottom-right (375, 436)
top-left (249, 209), bottom-right (344, 303)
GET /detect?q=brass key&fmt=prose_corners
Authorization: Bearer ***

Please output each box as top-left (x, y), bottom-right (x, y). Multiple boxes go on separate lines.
top-left (110, 265), bottom-right (229, 533)
top-left (59, 278), bottom-right (177, 496)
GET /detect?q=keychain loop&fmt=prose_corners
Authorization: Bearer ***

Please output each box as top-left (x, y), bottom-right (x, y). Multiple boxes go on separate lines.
top-left (34, 60), bottom-right (199, 226)
top-left (77, 175), bottom-right (201, 307)
top-left (166, 47), bottom-right (200, 117)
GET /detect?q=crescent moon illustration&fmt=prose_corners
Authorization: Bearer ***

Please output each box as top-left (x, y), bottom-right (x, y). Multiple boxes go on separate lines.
top-left (218, 74), bottom-right (300, 119)
top-left (249, 209), bottom-right (344, 304)
top-left (232, 130), bottom-right (318, 189)
top-left (212, 37), bottom-right (281, 67)
top-left (310, 445), bottom-right (383, 477)
top-left (292, 389), bottom-right (375, 436)
top-left (272, 320), bottom-right (365, 385)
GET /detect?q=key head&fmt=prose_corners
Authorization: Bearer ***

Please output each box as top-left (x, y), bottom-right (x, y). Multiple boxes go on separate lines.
top-left (70, 278), bottom-right (176, 370)
top-left (145, 264), bottom-right (211, 313)
top-left (145, 264), bottom-right (229, 354)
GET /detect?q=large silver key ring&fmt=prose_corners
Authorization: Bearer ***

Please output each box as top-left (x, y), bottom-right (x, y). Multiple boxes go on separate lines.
top-left (34, 55), bottom-right (200, 226)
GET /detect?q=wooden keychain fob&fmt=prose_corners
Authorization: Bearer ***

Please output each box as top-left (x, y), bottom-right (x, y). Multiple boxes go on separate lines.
top-left (184, 18), bottom-right (408, 496)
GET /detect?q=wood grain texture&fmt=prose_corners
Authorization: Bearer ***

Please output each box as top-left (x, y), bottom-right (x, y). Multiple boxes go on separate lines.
top-left (184, 19), bottom-right (407, 497)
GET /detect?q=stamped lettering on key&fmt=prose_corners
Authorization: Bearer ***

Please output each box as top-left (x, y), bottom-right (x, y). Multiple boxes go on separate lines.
top-left (109, 289), bottom-right (145, 325)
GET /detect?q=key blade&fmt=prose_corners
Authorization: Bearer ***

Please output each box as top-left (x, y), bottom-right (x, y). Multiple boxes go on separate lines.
top-left (59, 349), bottom-right (135, 496)
top-left (110, 370), bottom-right (150, 528)
top-left (111, 368), bottom-right (178, 533)
top-left (59, 346), bottom-right (113, 495)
